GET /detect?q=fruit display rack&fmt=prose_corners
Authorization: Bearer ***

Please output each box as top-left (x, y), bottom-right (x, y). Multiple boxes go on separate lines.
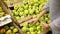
top-left (0, 1), bottom-right (24, 34)
top-left (0, 0), bottom-right (51, 34)
top-left (2, 0), bottom-right (23, 7)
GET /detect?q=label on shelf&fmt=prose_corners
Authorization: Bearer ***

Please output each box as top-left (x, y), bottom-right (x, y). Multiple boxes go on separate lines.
top-left (0, 15), bottom-right (12, 27)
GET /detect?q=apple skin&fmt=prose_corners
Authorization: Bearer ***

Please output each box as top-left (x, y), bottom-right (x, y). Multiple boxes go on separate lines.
top-left (29, 27), bottom-right (35, 32)
top-left (22, 27), bottom-right (29, 32)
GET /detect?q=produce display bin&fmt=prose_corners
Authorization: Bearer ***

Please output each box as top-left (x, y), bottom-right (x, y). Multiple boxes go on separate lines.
top-left (1, 0), bottom-right (23, 7)
top-left (0, 0), bottom-right (24, 34)
top-left (0, 0), bottom-right (51, 34)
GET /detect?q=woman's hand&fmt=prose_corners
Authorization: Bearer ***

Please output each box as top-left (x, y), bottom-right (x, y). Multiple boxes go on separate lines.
top-left (27, 18), bottom-right (38, 24)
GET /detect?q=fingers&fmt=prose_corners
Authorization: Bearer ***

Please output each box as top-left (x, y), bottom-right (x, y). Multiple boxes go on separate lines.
top-left (41, 22), bottom-right (50, 30)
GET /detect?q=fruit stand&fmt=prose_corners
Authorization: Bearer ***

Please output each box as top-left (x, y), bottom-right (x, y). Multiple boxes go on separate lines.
top-left (0, 0), bottom-right (51, 34)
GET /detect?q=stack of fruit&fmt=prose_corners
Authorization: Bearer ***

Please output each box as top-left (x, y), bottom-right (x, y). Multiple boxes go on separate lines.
top-left (12, 0), bottom-right (50, 34)
top-left (0, 24), bottom-right (19, 34)
top-left (12, 0), bottom-right (50, 23)
top-left (21, 21), bottom-right (42, 34)
top-left (0, 6), bottom-right (5, 18)
top-left (12, 0), bottom-right (46, 20)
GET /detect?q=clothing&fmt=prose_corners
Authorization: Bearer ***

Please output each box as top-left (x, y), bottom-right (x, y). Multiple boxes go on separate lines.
top-left (43, 2), bottom-right (49, 11)
top-left (43, 0), bottom-right (60, 34)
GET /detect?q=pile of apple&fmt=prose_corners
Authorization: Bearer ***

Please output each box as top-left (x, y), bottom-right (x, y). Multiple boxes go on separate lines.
top-left (12, 0), bottom-right (50, 34)
top-left (21, 21), bottom-right (42, 34)
top-left (0, 24), bottom-right (19, 34)
top-left (0, 6), bottom-right (5, 18)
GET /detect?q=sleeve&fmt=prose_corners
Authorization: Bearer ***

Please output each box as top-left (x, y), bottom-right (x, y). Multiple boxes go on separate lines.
top-left (43, 2), bottom-right (49, 11)
top-left (50, 17), bottom-right (60, 31)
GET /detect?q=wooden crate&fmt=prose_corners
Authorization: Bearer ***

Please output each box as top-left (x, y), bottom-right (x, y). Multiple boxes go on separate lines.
top-left (0, 0), bottom-right (49, 34)
top-left (1, 0), bottom-right (23, 7)
top-left (0, 0), bottom-right (24, 34)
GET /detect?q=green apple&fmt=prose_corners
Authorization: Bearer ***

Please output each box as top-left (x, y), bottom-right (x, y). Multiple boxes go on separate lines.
top-left (24, 10), bottom-right (29, 14)
top-left (32, 15), bottom-right (37, 18)
top-left (22, 22), bottom-right (28, 27)
top-left (35, 10), bottom-right (39, 14)
top-left (47, 20), bottom-right (50, 24)
top-left (38, 31), bottom-right (41, 34)
top-left (14, 6), bottom-right (18, 10)
top-left (13, 28), bottom-right (18, 33)
top-left (29, 9), bottom-right (34, 15)
top-left (4, 26), bottom-right (9, 30)
top-left (45, 18), bottom-right (48, 21)
top-left (29, 5), bottom-right (32, 8)
top-left (23, 14), bottom-right (26, 16)
top-left (15, 16), bottom-right (20, 20)
top-left (6, 30), bottom-right (12, 34)
top-left (37, 26), bottom-right (40, 31)
top-left (14, 12), bottom-right (18, 16)
top-left (0, 13), bottom-right (3, 18)
top-left (34, 3), bottom-right (38, 7)
top-left (27, 32), bottom-right (31, 34)
top-left (21, 16), bottom-right (25, 19)
top-left (10, 26), bottom-right (14, 30)
top-left (12, 33), bottom-right (15, 34)
top-left (19, 12), bottom-right (24, 16)
top-left (12, 10), bottom-right (16, 14)
top-left (29, 24), bottom-right (32, 27)
top-left (35, 22), bottom-right (40, 26)
top-left (24, 5), bottom-right (28, 9)
top-left (31, 32), bottom-right (36, 34)
top-left (22, 27), bottom-right (29, 32)
top-left (29, 27), bottom-right (34, 32)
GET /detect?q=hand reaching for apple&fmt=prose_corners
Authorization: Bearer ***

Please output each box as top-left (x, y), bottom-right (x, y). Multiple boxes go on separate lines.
top-left (27, 18), bottom-right (38, 24)
top-left (41, 22), bottom-right (50, 30)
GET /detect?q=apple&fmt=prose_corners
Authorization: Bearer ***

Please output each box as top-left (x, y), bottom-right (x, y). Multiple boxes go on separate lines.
top-left (29, 10), bottom-right (34, 15)
top-left (45, 18), bottom-right (48, 22)
top-left (29, 27), bottom-right (34, 32)
top-left (10, 26), bottom-right (14, 30)
top-left (35, 22), bottom-right (40, 26)
top-left (27, 32), bottom-right (31, 34)
top-left (13, 28), bottom-right (18, 33)
top-left (24, 10), bottom-right (29, 14)
top-left (6, 30), bottom-right (12, 34)
top-left (34, 3), bottom-right (39, 7)
top-left (24, 5), bottom-right (28, 10)
top-left (12, 33), bottom-right (15, 34)
top-left (19, 12), bottom-right (24, 16)
top-left (15, 16), bottom-right (20, 20)
top-left (4, 26), bottom-right (9, 30)
top-left (14, 12), bottom-right (18, 16)
top-left (21, 16), bottom-right (25, 19)
top-left (37, 26), bottom-right (40, 31)
top-left (31, 32), bottom-right (36, 34)
top-left (22, 22), bottom-right (29, 27)
top-left (0, 13), bottom-right (3, 18)
top-left (29, 5), bottom-right (32, 8)
top-left (35, 10), bottom-right (39, 14)
top-left (22, 27), bottom-right (29, 32)
top-left (14, 6), bottom-right (19, 10)
top-left (32, 15), bottom-right (37, 18)
top-left (47, 20), bottom-right (50, 24)
top-left (38, 31), bottom-right (41, 34)
top-left (29, 24), bottom-right (32, 27)
top-left (23, 14), bottom-right (26, 16)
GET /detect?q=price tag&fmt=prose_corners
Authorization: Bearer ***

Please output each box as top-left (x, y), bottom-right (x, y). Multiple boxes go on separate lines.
top-left (0, 15), bottom-right (12, 27)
